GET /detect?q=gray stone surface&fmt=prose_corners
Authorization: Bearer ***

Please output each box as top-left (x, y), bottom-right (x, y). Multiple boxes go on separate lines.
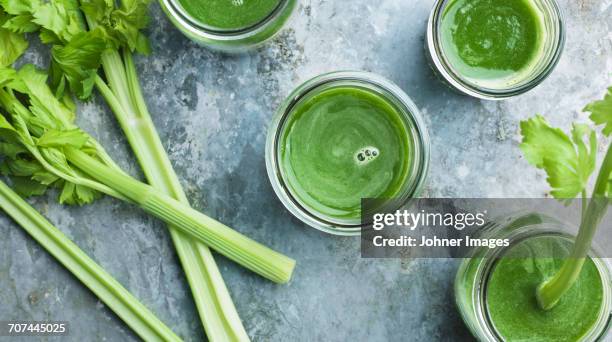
top-left (0, 0), bottom-right (611, 341)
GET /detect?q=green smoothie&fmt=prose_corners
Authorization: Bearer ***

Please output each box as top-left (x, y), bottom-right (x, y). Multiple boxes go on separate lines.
top-left (278, 86), bottom-right (412, 222)
top-left (486, 236), bottom-right (604, 341)
top-left (176, 0), bottom-right (282, 31)
top-left (440, 0), bottom-right (545, 86)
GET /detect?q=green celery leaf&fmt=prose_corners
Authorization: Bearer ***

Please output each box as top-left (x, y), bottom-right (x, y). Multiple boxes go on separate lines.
top-left (75, 183), bottom-right (99, 204)
top-left (59, 91), bottom-right (76, 112)
top-left (79, 0), bottom-right (120, 47)
top-left (11, 175), bottom-right (47, 196)
top-left (59, 180), bottom-right (75, 203)
top-left (134, 32), bottom-right (149, 54)
top-left (0, 111), bottom-right (16, 131)
top-left (11, 112), bottom-right (37, 148)
top-left (113, 0), bottom-right (151, 54)
top-left (59, 181), bottom-right (98, 205)
top-left (0, 141), bottom-right (26, 158)
top-left (0, 161), bottom-right (8, 174)
top-left (37, 128), bottom-right (89, 148)
top-left (0, 30), bottom-right (27, 66)
top-left (49, 60), bottom-right (68, 99)
top-left (0, 113), bottom-right (23, 144)
top-left (0, 0), bottom-right (40, 15)
top-left (81, 0), bottom-right (151, 53)
top-left (2, 14), bottom-right (39, 33)
top-left (584, 87), bottom-right (612, 137)
top-left (80, 0), bottom-right (113, 24)
top-left (5, 157), bottom-right (43, 176)
top-left (31, 3), bottom-right (68, 37)
top-left (0, 12), bottom-right (27, 66)
top-left (14, 64), bottom-right (76, 125)
top-left (50, 30), bottom-right (106, 99)
top-left (0, 66), bottom-right (16, 85)
top-left (39, 28), bottom-right (61, 44)
top-left (31, 2), bottom-right (81, 43)
top-left (27, 109), bottom-right (62, 133)
top-left (520, 115), bottom-right (596, 201)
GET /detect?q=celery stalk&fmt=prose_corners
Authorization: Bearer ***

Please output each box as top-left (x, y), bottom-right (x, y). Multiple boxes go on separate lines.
top-left (95, 49), bottom-right (250, 340)
top-left (536, 144), bottom-right (612, 309)
top-left (64, 148), bottom-right (296, 284)
top-left (0, 180), bottom-right (182, 342)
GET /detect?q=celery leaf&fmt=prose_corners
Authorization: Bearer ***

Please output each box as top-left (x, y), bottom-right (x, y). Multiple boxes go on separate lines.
top-left (50, 31), bottom-right (106, 99)
top-left (15, 64), bottom-right (76, 125)
top-left (12, 175), bottom-right (47, 196)
top-left (81, 0), bottom-right (151, 54)
top-left (0, 10), bottom-right (27, 67)
top-left (2, 14), bottom-right (39, 33)
top-left (520, 115), bottom-right (596, 201)
top-left (37, 128), bottom-right (89, 148)
top-left (585, 87), bottom-right (612, 137)
top-left (0, 0), bottom-right (40, 15)
top-left (31, 2), bottom-right (81, 42)
top-left (0, 141), bottom-right (26, 158)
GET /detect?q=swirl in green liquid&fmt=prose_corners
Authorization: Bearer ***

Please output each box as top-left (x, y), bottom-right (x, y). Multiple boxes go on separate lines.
top-left (486, 236), bottom-right (604, 341)
top-left (440, 0), bottom-right (545, 86)
top-left (278, 86), bottom-right (412, 222)
top-left (176, 0), bottom-right (281, 31)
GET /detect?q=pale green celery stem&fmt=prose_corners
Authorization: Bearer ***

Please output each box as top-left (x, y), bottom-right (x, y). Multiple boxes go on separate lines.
top-left (64, 148), bottom-right (296, 284)
top-left (95, 49), bottom-right (250, 341)
top-left (537, 143), bottom-right (612, 310)
top-left (0, 180), bottom-right (182, 342)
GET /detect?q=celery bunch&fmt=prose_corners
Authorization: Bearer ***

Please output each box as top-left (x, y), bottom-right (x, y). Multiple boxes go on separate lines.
top-left (0, 58), bottom-right (294, 340)
top-left (0, 0), bottom-right (283, 340)
top-left (0, 64), bottom-right (295, 281)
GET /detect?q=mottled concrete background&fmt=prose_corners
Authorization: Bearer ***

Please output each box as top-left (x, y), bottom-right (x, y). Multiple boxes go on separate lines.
top-left (1, 0), bottom-right (611, 341)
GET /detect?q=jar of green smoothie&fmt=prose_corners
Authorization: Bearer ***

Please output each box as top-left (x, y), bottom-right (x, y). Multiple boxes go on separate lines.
top-left (159, 0), bottom-right (297, 52)
top-left (426, 0), bottom-right (565, 99)
top-left (266, 71), bottom-right (430, 235)
top-left (456, 213), bottom-right (612, 341)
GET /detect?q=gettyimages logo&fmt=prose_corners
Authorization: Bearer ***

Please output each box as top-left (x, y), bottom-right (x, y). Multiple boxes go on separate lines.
top-left (372, 209), bottom-right (487, 231)
top-left (360, 198), bottom-right (612, 258)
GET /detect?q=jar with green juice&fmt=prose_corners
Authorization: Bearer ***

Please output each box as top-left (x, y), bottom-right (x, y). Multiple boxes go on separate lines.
top-left (265, 71), bottom-right (429, 235)
top-left (159, 0), bottom-right (297, 52)
top-left (456, 213), bottom-right (612, 341)
top-left (426, 0), bottom-right (565, 99)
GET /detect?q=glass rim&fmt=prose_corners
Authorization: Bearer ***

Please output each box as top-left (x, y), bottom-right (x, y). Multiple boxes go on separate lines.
top-left (458, 217), bottom-right (612, 341)
top-left (265, 71), bottom-right (430, 236)
top-left (426, 0), bottom-right (566, 100)
top-left (161, 0), bottom-right (293, 41)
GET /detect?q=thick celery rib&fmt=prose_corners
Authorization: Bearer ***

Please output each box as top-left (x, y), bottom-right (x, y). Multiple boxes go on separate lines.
top-left (0, 180), bottom-right (182, 342)
top-left (81, 3), bottom-right (250, 336)
top-left (96, 49), bottom-right (251, 341)
top-left (65, 148), bottom-right (296, 284)
top-left (537, 144), bottom-right (612, 310)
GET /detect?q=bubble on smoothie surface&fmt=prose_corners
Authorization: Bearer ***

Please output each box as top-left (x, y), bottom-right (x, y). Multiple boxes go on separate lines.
top-left (355, 146), bottom-right (380, 165)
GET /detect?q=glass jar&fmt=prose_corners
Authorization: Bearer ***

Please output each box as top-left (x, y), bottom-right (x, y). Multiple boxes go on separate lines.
top-left (456, 213), bottom-right (612, 341)
top-left (159, 0), bottom-right (297, 52)
top-left (265, 71), bottom-right (430, 236)
top-left (426, 0), bottom-right (565, 99)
